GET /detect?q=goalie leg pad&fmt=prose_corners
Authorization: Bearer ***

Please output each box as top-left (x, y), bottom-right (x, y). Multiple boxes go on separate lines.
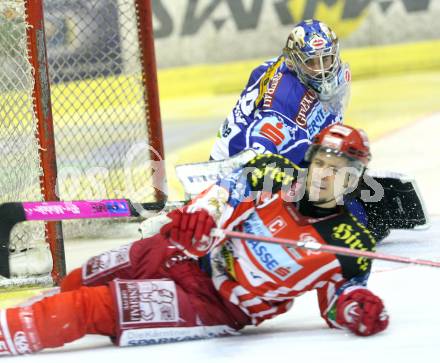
top-left (9, 244), bottom-right (53, 277)
top-left (110, 278), bottom-right (250, 347)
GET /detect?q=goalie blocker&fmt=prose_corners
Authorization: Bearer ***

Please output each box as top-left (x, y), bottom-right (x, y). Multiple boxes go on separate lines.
top-left (358, 170), bottom-right (429, 240)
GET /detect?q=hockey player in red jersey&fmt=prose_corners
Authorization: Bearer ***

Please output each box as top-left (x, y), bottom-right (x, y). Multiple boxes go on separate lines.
top-left (0, 125), bottom-right (388, 355)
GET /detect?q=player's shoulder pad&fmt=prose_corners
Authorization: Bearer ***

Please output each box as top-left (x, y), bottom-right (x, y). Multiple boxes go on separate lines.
top-left (243, 153), bottom-right (300, 192)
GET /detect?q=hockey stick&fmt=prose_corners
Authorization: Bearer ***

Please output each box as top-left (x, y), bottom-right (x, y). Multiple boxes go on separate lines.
top-left (0, 149), bottom-right (261, 277)
top-left (0, 149), bottom-right (257, 237)
top-left (219, 229), bottom-right (440, 268)
top-left (0, 199), bottom-right (185, 277)
top-left (0, 198), bottom-right (183, 232)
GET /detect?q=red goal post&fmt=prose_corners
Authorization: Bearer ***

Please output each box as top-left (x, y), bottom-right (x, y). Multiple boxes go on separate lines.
top-left (0, 0), bottom-right (165, 285)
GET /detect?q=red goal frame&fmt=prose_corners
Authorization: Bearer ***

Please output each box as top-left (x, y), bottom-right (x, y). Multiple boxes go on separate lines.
top-left (24, 0), bottom-right (165, 283)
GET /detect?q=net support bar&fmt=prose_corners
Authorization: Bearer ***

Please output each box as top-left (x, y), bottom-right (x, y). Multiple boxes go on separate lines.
top-left (26, 0), bottom-right (65, 283)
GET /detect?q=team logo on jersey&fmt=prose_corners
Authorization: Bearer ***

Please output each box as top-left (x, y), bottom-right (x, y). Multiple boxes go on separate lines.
top-left (259, 121), bottom-right (285, 145)
top-left (331, 223), bottom-right (370, 271)
top-left (267, 216), bottom-right (287, 234)
top-left (247, 240), bottom-right (302, 281)
top-left (307, 105), bottom-right (341, 138)
top-left (83, 244), bottom-right (131, 283)
top-left (221, 245), bottom-right (237, 279)
top-left (295, 90), bottom-right (317, 128)
top-left (116, 280), bottom-right (179, 327)
top-left (263, 72), bottom-right (283, 108)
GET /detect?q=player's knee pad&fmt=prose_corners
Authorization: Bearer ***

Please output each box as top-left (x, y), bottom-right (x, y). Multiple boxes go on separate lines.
top-left (81, 234), bottom-right (170, 286)
top-left (81, 243), bottom-right (133, 285)
top-left (109, 278), bottom-right (239, 347)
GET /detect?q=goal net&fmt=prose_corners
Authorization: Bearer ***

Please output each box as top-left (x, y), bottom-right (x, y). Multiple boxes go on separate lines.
top-left (0, 0), bottom-right (165, 287)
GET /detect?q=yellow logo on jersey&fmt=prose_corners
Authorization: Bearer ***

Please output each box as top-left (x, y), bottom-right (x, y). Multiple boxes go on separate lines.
top-left (249, 165), bottom-right (296, 188)
top-left (247, 154), bottom-right (299, 190)
top-left (255, 57), bottom-right (284, 108)
top-left (331, 223), bottom-right (370, 271)
top-left (221, 246), bottom-right (236, 279)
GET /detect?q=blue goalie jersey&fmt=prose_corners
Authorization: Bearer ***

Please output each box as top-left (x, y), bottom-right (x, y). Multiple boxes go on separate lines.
top-left (210, 56), bottom-right (350, 166)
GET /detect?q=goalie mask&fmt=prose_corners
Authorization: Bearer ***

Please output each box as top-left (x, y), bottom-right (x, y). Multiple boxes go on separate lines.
top-left (283, 19), bottom-right (346, 102)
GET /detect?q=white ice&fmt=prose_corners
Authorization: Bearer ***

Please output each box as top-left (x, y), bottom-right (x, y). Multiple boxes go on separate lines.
top-left (4, 114), bottom-right (440, 363)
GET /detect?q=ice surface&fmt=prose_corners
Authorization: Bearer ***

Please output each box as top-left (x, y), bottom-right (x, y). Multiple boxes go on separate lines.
top-left (4, 114), bottom-right (440, 362)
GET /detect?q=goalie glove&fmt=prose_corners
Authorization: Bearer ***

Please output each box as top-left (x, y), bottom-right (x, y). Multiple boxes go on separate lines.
top-left (336, 287), bottom-right (389, 336)
top-left (160, 206), bottom-right (217, 258)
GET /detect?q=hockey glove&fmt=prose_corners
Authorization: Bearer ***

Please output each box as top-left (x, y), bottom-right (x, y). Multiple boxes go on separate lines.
top-left (160, 206), bottom-right (216, 258)
top-left (336, 287), bottom-right (389, 336)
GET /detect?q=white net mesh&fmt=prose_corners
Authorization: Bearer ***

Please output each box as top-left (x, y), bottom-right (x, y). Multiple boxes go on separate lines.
top-left (0, 1), bottom-right (46, 253)
top-left (47, 0), bottom-right (154, 198)
top-left (46, 0), bottom-right (157, 237)
top-left (0, 0), bottom-right (162, 284)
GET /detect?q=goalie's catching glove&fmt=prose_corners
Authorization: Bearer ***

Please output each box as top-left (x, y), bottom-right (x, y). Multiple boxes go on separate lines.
top-left (160, 206), bottom-right (217, 258)
top-left (336, 287), bottom-right (389, 336)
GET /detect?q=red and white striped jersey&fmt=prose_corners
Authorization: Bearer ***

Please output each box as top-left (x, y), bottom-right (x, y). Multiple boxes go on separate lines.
top-left (190, 154), bottom-right (376, 326)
